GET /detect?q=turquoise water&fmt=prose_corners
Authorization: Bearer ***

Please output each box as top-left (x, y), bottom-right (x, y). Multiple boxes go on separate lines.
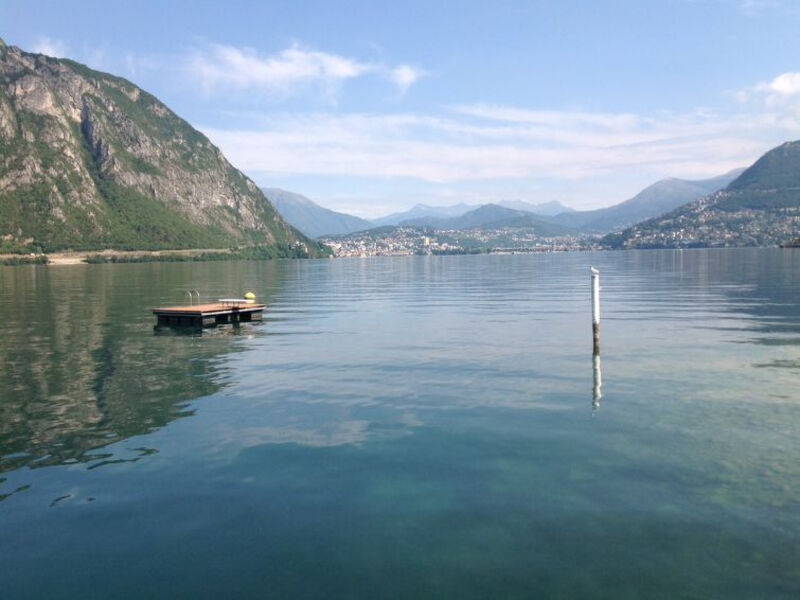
top-left (1, 249), bottom-right (799, 598)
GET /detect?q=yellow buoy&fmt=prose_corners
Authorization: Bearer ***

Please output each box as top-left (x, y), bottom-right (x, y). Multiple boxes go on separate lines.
top-left (244, 291), bottom-right (256, 303)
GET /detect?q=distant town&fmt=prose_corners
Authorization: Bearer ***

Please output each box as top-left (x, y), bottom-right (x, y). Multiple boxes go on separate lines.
top-left (321, 227), bottom-right (600, 257)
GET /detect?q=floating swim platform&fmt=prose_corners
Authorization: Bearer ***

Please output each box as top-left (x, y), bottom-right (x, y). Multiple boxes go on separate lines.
top-left (153, 300), bottom-right (265, 328)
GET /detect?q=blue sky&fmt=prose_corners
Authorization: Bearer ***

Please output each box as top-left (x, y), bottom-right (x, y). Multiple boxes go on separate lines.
top-left (5, 0), bottom-right (800, 216)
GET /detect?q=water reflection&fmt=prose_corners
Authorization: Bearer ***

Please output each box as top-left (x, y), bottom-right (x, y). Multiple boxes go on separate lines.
top-left (1, 251), bottom-right (800, 598)
top-left (0, 261), bottom-right (283, 476)
top-left (592, 353), bottom-right (602, 413)
top-left (152, 323), bottom-right (255, 337)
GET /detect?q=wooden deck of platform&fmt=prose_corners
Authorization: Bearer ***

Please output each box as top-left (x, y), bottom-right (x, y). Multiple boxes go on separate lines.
top-left (153, 302), bottom-right (265, 328)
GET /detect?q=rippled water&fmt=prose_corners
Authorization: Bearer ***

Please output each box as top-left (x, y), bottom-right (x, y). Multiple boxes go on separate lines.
top-left (1, 249), bottom-right (799, 598)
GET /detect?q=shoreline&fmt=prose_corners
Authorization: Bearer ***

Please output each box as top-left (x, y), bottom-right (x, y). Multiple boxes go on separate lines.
top-left (0, 243), bottom-right (330, 266)
top-left (1, 248), bottom-right (236, 266)
top-left (2, 244), bottom-right (794, 266)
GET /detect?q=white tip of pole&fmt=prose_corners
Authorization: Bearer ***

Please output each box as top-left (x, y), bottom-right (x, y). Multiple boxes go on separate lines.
top-left (590, 266), bottom-right (599, 274)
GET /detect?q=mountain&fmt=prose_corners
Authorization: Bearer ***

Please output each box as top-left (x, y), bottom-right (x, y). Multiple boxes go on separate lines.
top-left (368, 172), bottom-right (737, 236)
top-left (544, 170), bottom-right (744, 234)
top-left (371, 203), bottom-right (478, 226)
top-left (399, 204), bottom-right (519, 228)
top-left (604, 142), bottom-right (800, 248)
top-left (400, 203), bottom-right (575, 236)
top-left (0, 40), bottom-right (325, 256)
top-left (263, 188), bottom-right (372, 238)
top-left (371, 199), bottom-right (572, 226)
top-left (497, 199), bottom-right (573, 215)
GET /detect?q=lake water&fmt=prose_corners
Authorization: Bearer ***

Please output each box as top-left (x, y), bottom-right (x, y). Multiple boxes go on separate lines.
top-left (1, 249), bottom-right (799, 598)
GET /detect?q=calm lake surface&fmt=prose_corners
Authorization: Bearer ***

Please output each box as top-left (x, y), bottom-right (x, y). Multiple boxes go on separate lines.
top-left (1, 249), bottom-right (799, 598)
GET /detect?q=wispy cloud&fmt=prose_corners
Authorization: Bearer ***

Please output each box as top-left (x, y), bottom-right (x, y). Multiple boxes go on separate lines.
top-left (386, 64), bottom-right (425, 94)
top-left (197, 69), bottom-right (800, 212)
top-left (28, 37), bottom-right (111, 72)
top-left (682, 0), bottom-right (798, 17)
top-left (30, 36), bottom-right (68, 58)
top-left (452, 105), bottom-right (643, 130)
top-left (123, 51), bottom-right (162, 79)
top-left (201, 103), bottom-right (783, 189)
top-left (185, 42), bottom-right (422, 101)
top-left (736, 0), bottom-right (798, 16)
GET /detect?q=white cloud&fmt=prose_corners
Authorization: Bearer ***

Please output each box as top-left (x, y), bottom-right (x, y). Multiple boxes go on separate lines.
top-left (201, 106), bottom-right (779, 189)
top-left (30, 36), bottom-right (68, 58)
top-left (755, 72), bottom-right (800, 107)
top-left (758, 72), bottom-right (800, 96)
top-left (186, 42), bottom-right (422, 100)
top-left (387, 65), bottom-right (424, 94)
top-left (195, 72), bottom-right (800, 211)
top-left (733, 71), bottom-right (800, 113)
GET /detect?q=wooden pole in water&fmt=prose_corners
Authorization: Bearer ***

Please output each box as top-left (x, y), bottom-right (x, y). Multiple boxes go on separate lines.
top-left (590, 266), bottom-right (600, 355)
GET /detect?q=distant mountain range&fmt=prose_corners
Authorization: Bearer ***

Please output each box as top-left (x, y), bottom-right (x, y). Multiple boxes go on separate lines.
top-left (0, 40), bottom-right (325, 256)
top-left (605, 141), bottom-right (800, 248)
top-left (372, 199), bottom-right (572, 227)
top-left (262, 188), bottom-right (372, 238)
top-left (266, 192), bottom-right (577, 238)
top-left (359, 172), bottom-right (741, 236)
top-left (499, 199), bottom-right (574, 215)
top-left (398, 204), bottom-right (575, 236)
top-left (272, 170), bottom-right (742, 240)
top-left (292, 144), bottom-right (800, 248)
top-left (371, 203), bottom-right (479, 227)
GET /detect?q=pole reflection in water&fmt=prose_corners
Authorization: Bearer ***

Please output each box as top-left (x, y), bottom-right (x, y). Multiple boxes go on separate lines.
top-left (592, 353), bottom-right (602, 413)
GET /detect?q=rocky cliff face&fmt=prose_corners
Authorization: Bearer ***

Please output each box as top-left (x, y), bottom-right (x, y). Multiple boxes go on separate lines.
top-left (0, 39), bottom-right (324, 255)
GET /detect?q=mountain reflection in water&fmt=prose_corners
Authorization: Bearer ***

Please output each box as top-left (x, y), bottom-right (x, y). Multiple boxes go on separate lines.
top-left (0, 261), bottom-right (283, 475)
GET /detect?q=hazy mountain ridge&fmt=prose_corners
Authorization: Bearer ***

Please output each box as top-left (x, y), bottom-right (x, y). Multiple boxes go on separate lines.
top-left (541, 170), bottom-right (744, 233)
top-left (0, 40), bottom-right (324, 256)
top-left (262, 187), bottom-right (372, 238)
top-left (371, 203), bottom-right (477, 226)
top-left (399, 203), bottom-right (575, 236)
top-left (372, 199), bottom-right (572, 227)
top-left (333, 172), bottom-right (738, 237)
top-left (605, 142), bottom-right (800, 248)
top-left (498, 199), bottom-right (574, 215)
